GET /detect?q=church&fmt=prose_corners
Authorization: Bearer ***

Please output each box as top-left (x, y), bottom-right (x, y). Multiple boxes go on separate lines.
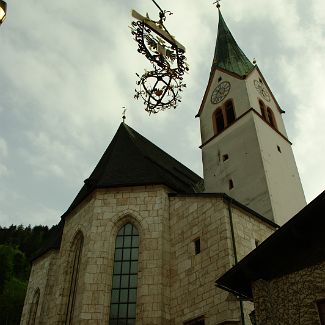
top-left (20, 7), bottom-right (306, 325)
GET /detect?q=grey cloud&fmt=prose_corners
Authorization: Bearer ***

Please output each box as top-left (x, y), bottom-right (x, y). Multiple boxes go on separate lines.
top-left (0, 0), bottom-right (324, 226)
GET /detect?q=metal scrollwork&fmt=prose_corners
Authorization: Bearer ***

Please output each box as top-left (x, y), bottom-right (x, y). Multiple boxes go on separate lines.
top-left (130, 7), bottom-right (188, 114)
top-left (134, 69), bottom-right (186, 114)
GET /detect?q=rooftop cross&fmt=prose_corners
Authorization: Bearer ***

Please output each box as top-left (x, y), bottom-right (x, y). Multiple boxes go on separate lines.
top-left (213, 0), bottom-right (221, 9)
top-left (122, 107), bottom-right (127, 122)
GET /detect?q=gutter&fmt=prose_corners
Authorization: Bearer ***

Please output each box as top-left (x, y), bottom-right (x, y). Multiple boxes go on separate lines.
top-left (227, 199), bottom-right (246, 325)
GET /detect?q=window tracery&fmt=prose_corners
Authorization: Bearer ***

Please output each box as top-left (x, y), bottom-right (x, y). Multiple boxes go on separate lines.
top-left (109, 223), bottom-right (139, 325)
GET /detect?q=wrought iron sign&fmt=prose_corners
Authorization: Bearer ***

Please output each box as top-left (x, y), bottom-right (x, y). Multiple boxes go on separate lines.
top-left (130, 3), bottom-right (188, 114)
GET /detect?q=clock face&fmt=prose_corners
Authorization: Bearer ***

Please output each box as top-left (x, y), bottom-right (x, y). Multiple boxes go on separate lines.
top-left (254, 80), bottom-right (271, 102)
top-left (211, 81), bottom-right (231, 104)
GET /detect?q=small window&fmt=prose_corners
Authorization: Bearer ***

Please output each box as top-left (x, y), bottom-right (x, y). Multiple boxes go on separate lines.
top-left (222, 154), bottom-right (229, 162)
top-left (215, 108), bottom-right (225, 133)
top-left (229, 179), bottom-right (234, 190)
top-left (194, 239), bottom-right (201, 255)
top-left (277, 145), bottom-right (281, 153)
top-left (184, 316), bottom-right (205, 325)
top-left (317, 300), bottom-right (325, 325)
top-left (218, 76), bottom-right (222, 82)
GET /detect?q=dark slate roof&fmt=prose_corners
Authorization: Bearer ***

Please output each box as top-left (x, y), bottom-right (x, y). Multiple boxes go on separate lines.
top-left (32, 123), bottom-right (203, 262)
top-left (212, 9), bottom-right (254, 77)
top-left (216, 190), bottom-right (325, 299)
top-left (63, 123), bottom-right (202, 217)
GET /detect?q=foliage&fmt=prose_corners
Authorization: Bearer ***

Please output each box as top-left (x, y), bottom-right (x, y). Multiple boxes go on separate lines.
top-left (0, 224), bottom-right (50, 260)
top-left (0, 224), bottom-right (56, 324)
top-left (0, 245), bottom-right (29, 324)
top-left (0, 276), bottom-right (28, 324)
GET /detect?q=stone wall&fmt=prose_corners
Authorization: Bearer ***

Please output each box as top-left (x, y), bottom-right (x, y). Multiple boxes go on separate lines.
top-left (253, 261), bottom-right (325, 325)
top-left (22, 188), bottom-right (275, 325)
top-left (169, 195), bottom-right (275, 325)
top-left (231, 202), bottom-right (275, 324)
top-left (23, 185), bottom-right (171, 325)
top-left (20, 251), bottom-right (58, 325)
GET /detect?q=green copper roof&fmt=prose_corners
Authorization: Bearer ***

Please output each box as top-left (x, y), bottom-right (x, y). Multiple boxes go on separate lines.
top-left (212, 10), bottom-right (254, 77)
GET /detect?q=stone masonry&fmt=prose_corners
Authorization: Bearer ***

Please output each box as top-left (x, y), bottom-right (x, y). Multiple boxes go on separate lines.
top-left (253, 261), bottom-right (325, 325)
top-left (21, 186), bottom-right (275, 325)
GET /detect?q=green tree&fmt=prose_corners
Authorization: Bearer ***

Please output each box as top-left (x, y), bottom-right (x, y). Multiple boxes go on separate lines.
top-left (0, 245), bottom-right (30, 325)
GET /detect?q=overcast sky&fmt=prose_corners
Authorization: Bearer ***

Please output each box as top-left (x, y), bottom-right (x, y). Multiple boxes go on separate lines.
top-left (0, 0), bottom-right (324, 227)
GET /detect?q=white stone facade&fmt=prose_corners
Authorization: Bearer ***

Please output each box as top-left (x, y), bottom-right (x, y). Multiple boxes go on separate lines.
top-left (21, 185), bottom-right (275, 325)
top-left (199, 67), bottom-right (306, 225)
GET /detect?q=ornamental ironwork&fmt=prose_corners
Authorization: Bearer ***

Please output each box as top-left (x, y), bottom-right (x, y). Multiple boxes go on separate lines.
top-left (130, 3), bottom-right (188, 114)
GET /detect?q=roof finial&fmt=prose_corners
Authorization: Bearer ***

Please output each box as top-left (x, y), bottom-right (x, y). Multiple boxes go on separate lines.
top-left (213, 0), bottom-right (221, 9)
top-left (122, 107), bottom-right (127, 123)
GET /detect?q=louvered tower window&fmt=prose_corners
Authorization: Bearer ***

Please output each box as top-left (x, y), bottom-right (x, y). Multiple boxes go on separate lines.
top-left (213, 100), bottom-right (236, 135)
top-left (267, 107), bottom-right (277, 129)
top-left (109, 223), bottom-right (139, 325)
top-left (225, 100), bottom-right (235, 125)
top-left (215, 108), bottom-right (225, 133)
top-left (259, 100), bottom-right (267, 121)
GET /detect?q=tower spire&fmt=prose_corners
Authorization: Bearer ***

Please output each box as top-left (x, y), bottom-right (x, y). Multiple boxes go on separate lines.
top-left (212, 9), bottom-right (254, 77)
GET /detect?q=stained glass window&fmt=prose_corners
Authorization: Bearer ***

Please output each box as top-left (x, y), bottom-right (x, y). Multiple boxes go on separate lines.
top-left (109, 224), bottom-right (139, 325)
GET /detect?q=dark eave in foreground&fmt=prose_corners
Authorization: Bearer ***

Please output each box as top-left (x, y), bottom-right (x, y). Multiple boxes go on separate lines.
top-left (216, 190), bottom-right (325, 299)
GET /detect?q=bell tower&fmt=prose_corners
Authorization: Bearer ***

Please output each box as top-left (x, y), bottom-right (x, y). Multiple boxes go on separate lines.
top-left (197, 7), bottom-right (306, 225)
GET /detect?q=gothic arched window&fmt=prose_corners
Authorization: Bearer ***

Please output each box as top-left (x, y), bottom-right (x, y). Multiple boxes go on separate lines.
top-left (27, 288), bottom-right (40, 325)
top-left (215, 108), bottom-right (225, 134)
top-left (213, 100), bottom-right (236, 135)
top-left (65, 232), bottom-right (84, 325)
top-left (267, 107), bottom-right (277, 129)
top-left (225, 100), bottom-right (236, 125)
top-left (109, 223), bottom-right (139, 325)
top-left (259, 100), bottom-right (267, 121)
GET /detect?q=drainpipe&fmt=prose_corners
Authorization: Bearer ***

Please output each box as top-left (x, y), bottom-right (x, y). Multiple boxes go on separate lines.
top-left (227, 198), bottom-right (246, 325)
